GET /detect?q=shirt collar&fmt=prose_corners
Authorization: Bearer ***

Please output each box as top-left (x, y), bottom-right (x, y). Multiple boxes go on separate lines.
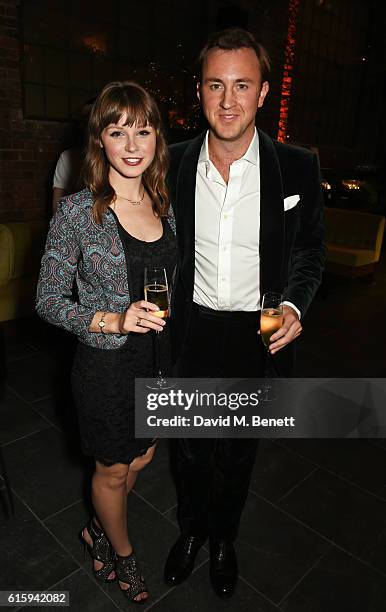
top-left (198, 131), bottom-right (211, 164)
top-left (243, 128), bottom-right (259, 165)
top-left (198, 128), bottom-right (259, 168)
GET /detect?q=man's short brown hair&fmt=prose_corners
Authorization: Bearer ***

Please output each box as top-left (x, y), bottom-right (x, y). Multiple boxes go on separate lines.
top-left (199, 28), bottom-right (271, 83)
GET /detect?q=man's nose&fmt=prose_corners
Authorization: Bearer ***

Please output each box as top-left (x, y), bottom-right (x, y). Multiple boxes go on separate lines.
top-left (220, 87), bottom-right (235, 109)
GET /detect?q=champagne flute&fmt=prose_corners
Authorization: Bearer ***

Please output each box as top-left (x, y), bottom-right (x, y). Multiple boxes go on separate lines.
top-left (144, 267), bottom-right (169, 388)
top-left (259, 292), bottom-right (283, 401)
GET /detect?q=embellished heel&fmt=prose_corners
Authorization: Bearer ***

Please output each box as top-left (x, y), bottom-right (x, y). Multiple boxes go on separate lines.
top-left (80, 519), bottom-right (116, 583)
top-left (115, 551), bottom-right (148, 604)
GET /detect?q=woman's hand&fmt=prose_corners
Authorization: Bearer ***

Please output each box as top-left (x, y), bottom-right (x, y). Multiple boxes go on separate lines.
top-left (89, 302), bottom-right (166, 335)
top-left (117, 300), bottom-right (166, 334)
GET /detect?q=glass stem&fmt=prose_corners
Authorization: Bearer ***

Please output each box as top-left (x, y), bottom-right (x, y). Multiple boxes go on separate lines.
top-left (154, 330), bottom-right (161, 378)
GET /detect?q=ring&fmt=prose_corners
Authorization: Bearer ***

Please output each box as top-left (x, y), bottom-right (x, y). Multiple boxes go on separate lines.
top-left (137, 317), bottom-right (142, 326)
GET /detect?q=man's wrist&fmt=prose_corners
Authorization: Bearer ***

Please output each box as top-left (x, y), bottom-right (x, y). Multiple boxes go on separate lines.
top-left (282, 301), bottom-right (301, 320)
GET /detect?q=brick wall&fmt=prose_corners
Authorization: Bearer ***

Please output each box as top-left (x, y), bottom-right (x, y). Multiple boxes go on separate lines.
top-left (0, 0), bottom-right (288, 223)
top-left (0, 0), bottom-right (71, 223)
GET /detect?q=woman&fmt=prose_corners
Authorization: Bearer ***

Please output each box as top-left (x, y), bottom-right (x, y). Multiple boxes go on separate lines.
top-left (52, 97), bottom-right (96, 214)
top-left (36, 81), bottom-right (177, 604)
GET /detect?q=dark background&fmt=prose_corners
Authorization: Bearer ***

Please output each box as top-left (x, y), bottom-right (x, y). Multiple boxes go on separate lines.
top-left (1, 0), bottom-right (385, 222)
top-left (2, 3), bottom-right (386, 610)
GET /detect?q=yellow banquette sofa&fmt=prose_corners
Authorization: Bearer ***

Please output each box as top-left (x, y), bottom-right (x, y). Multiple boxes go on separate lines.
top-left (325, 207), bottom-right (385, 277)
top-left (0, 221), bottom-right (47, 322)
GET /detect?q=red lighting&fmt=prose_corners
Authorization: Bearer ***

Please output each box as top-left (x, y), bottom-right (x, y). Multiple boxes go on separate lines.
top-left (277, 0), bottom-right (300, 142)
top-left (82, 35), bottom-right (107, 56)
top-left (168, 110), bottom-right (186, 129)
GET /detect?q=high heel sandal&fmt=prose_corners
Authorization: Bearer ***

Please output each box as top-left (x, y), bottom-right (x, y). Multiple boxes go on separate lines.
top-left (80, 519), bottom-right (116, 583)
top-left (115, 551), bottom-right (148, 604)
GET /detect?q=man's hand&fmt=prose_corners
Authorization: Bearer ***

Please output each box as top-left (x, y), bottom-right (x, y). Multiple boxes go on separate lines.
top-left (268, 305), bottom-right (302, 354)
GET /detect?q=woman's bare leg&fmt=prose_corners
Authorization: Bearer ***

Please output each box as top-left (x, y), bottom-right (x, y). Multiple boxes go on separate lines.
top-left (126, 470), bottom-right (138, 494)
top-left (91, 446), bottom-right (156, 602)
top-left (92, 462), bottom-right (131, 553)
top-left (125, 443), bottom-right (157, 494)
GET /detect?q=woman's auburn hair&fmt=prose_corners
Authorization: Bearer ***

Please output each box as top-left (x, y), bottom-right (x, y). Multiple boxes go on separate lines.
top-left (83, 80), bottom-right (169, 224)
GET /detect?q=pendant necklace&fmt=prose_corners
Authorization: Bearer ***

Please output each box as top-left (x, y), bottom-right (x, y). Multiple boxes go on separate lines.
top-left (116, 187), bottom-right (145, 206)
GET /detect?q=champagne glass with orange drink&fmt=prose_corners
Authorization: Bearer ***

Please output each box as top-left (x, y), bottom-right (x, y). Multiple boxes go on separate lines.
top-left (259, 292), bottom-right (283, 401)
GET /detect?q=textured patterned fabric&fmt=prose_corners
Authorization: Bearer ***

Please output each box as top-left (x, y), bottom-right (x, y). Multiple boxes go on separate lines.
top-left (72, 217), bottom-right (176, 465)
top-left (36, 188), bottom-right (176, 349)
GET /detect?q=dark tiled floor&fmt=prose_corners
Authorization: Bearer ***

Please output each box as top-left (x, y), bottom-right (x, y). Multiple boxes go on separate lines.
top-left (1, 258), bottom-right (386, 611)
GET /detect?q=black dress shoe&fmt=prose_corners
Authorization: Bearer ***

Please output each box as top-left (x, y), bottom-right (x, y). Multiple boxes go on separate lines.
top-left (209, 539), bottom-right (238, 598)
top-left (164, 534), bottom-right (206, 586)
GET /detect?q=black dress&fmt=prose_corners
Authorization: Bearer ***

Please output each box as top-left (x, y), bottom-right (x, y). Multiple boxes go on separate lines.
top-left (71, 215), bottom-right (177, 465)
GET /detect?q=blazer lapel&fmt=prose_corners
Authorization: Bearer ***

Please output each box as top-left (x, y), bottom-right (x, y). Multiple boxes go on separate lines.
top-left (175, 132), bottom-right (206, 299)
top-left (258, 129), bottom-right (285, 295)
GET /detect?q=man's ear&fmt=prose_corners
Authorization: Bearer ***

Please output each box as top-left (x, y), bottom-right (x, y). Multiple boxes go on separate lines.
top-left (258, 81), bottom-right (269, 108)
top-left (196, 81), bottom-right (201, 103)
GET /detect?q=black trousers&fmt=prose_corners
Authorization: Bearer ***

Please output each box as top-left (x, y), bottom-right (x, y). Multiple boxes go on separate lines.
top-left (172, 304), bottom-right (265, 542)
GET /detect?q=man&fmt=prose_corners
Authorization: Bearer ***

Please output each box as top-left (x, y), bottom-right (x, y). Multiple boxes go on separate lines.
top-left (165, 28), bottom-right (325, 598)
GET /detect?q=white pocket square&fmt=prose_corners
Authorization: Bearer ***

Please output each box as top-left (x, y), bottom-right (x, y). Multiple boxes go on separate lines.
top-left (284, 194), bottom-right (300, 211)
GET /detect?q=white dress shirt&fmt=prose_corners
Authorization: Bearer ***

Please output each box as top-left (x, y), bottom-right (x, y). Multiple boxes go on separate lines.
top-left (193, 129), bottom-right (300, 317)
